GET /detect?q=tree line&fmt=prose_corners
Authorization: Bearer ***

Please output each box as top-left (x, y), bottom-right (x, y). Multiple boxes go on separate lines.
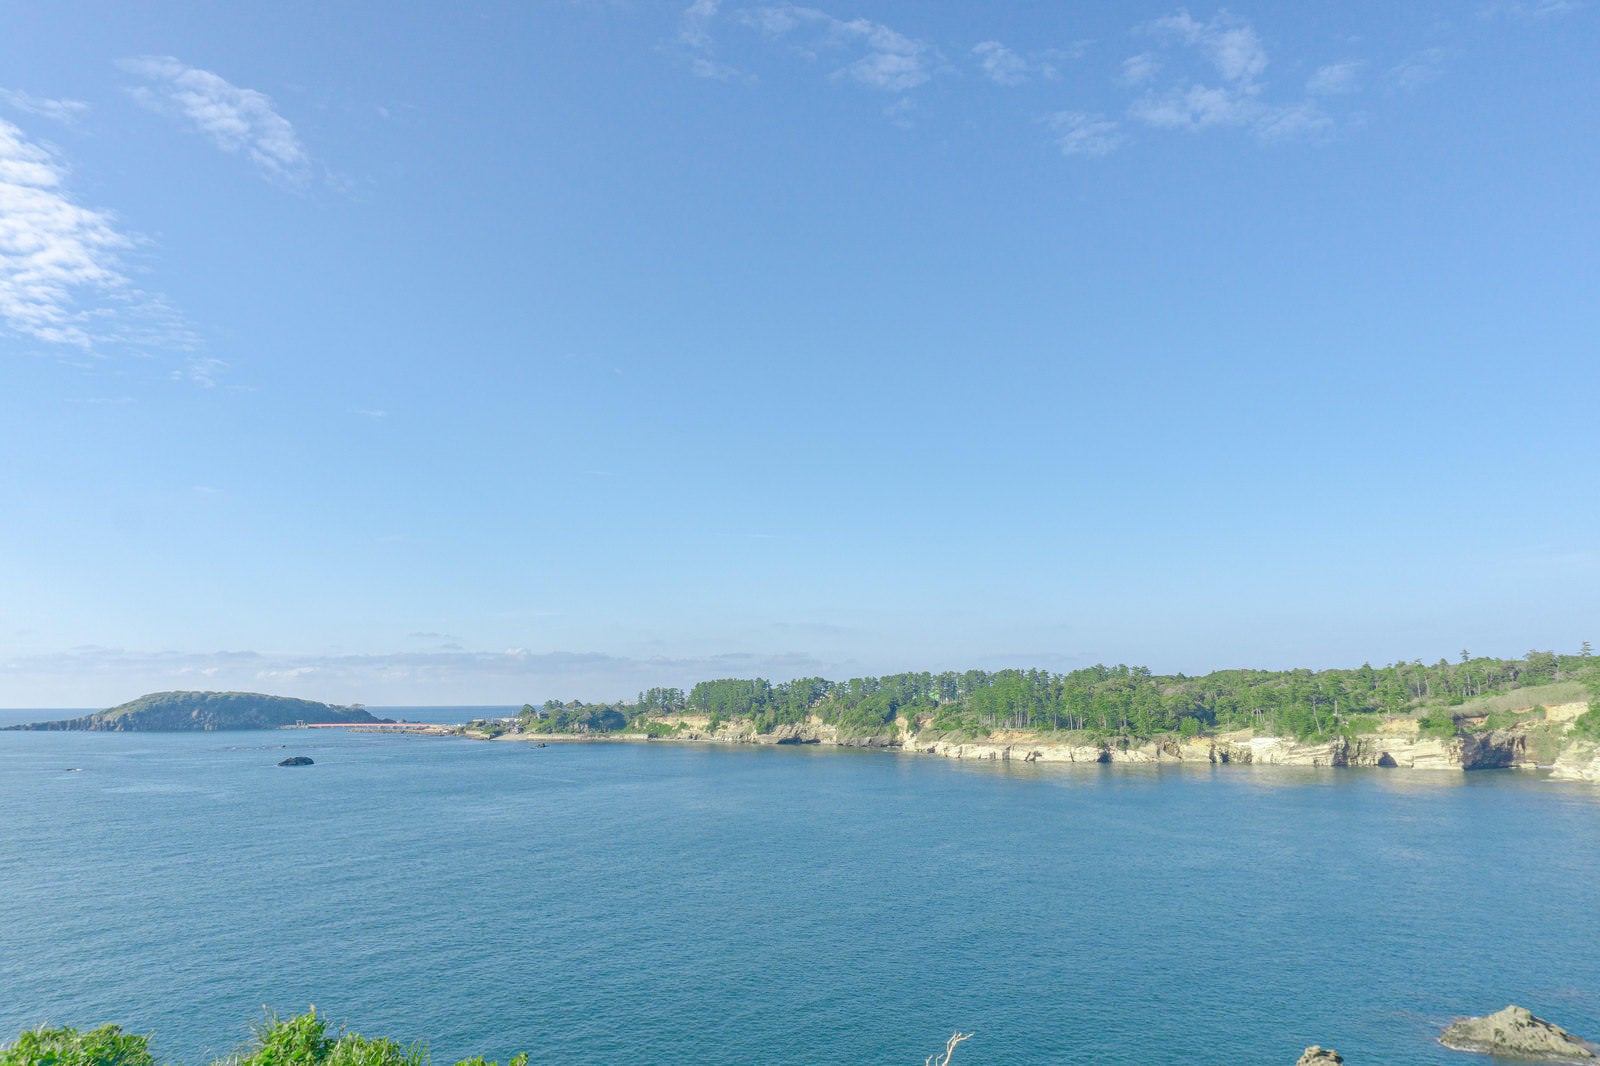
top-left (515, 647), bottom-right (1599, 742)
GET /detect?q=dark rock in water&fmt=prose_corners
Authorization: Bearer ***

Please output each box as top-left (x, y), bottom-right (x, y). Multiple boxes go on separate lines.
top-left (278, 756), bottom-right (315, 767)
top-left (1440, 1006), bottom-right (1596, 1061)
top-left (1296, 1048), bottom-right (1343, 1066)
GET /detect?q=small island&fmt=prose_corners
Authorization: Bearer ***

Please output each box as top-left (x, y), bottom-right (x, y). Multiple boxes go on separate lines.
top-left (5, 691), bottom-right (387, 732)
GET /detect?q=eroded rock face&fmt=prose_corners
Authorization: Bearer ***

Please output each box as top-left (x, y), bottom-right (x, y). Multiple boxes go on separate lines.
top-left (1458, 729), bottom-right (1525, 769)
top-left (1440, 1005), bottom-right (1596, 1061)
top-left (1295, 1047), bottom-right (1343, 1066)
top-left (1551, 740), bottom-right (1600, 781)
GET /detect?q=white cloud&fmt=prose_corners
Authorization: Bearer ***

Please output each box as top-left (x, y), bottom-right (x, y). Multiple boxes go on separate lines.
top-left (1131, 10), bottom-right (1268, 131)
top-left (1049, 111), bottom-right (1125, 157)
top-left (1122, 53), bottom-right (1161, 86)
top-left (680, 0), bottom-right (719, 50)
top-left (1307, 60), bottom-right (1363, 96)
top-left (689, 56), bottom-right (740, 80)
top-left (1253, 101), bottom-right (1334, 141)
top-left (743, 5), bottom-right (936, 92)
top-left (972, 41), bottom-right (1029, 86)
top-left (172, 355), bottom-right (228, 388)
top-left (0, 89), bottom-right (90, 124)
top-left (742, 6), bottom-right (801, 36)
top-left (1388, 47), bottom-right (1446, 90)
top-left (834, 18), bottom-right (933, 91)
top-left (678, 0), bottom-right (742, 80)
top-left (1130, 83), bottom-right (1257, 129)
top-left (1481, 0), bottom-right (1583, 17)
top-left (1126, 10), bottom-right (1338, 142)
top-left (0, 117), bottom-right (163, 349)
top-left (120, 56), bottom-right (310, 185)
top-left (1146, 10), bottom-right (1267, 84)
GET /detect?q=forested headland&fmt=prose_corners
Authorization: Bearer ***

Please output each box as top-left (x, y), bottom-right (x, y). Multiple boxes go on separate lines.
top-left (491, 647), bottom-right (1600, 746)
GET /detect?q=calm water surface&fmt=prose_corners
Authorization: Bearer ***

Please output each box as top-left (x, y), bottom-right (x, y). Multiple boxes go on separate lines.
top-left (1, 729), bottom-right (1597, 1065)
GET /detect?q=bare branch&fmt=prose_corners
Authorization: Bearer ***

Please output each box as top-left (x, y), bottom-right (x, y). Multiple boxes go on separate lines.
top-left (926, 1031), bottom-right (972, 1066)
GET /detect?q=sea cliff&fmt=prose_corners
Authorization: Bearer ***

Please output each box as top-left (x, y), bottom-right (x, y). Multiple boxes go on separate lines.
top-left (470, 700), bottom-right (1600, 778)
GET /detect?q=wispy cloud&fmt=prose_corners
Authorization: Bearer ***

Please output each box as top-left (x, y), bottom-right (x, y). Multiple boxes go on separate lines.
top-left (172, 356), bottom-right (228, 388)
top-left (678, 0), bottom-right (743, 80)
top-left (972, 41), bottom-right (1027, 86)
top-left (971, 41), bottom-right (1058, 86)
top-left (1307, 60), bottom-right (1364, 96)
top-left (1129, 10), bottom-right (1269, 130)
top-left (120, 56), bottom-right (310, 185)
top-left (1125, 10), bottom-right (1337, 141)
top-left (1122, 53), bottom-right (1161, 86)
top-left (679, 0), bottom-right (718, 50)
top-left (1048, 111), bottom-right (1125, 157)
top-left (1252, 101), bottom-right (1334, 141)
top-left (1387, 47), bottom-right (1446, 91)
top-left (0, 117), bottom-right (189, 351)
top-left (676, 7), bottom-right (1369, 156)
top-left (1148, 9), bottom-right (1268, 83)
top-left (741, 5), bottom-right (938, 93)
top-left (0, 89), bottom-right (90, 124)
top-left (1480, 0), bottom-right (1584, 17)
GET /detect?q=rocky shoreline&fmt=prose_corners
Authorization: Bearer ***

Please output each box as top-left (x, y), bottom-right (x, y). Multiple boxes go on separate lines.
top-left (464, 700), bottom-right (1600, 780)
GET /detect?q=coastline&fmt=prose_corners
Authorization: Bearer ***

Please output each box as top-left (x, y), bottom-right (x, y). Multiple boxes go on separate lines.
top-left (457, 701), bottom-right (1600, 781)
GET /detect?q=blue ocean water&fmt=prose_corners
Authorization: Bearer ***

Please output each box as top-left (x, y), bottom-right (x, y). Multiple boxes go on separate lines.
top-left (1, 729), bottom-right (1597, 1066)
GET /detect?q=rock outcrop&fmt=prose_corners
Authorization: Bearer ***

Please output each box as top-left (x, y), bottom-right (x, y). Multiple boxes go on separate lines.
top-left (1551, 739), bottom-right (1600, 781)
top-left (1439, 1005), bottom-right (1596, 1061)
top-left (652, 718), bottom-right (903, 749)
top-left (277, 756), bottom-right (315, 767)
top-left (904, 724), bottom-right (1540, 771)
top-left (1295, 1048), bottom-right (1343, 1066)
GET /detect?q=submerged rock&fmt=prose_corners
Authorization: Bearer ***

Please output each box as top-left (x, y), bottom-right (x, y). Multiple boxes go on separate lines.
top-left (1296, 1048), bottom-right (1343, 1066)
top-left (277, 756), bottom-right (315, 767)
top-left (1440, 1006), bottom-right (1596, 1061)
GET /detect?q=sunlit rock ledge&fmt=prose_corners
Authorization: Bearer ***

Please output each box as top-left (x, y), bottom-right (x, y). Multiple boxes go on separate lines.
top-left (904, 704), bottom-right (1595, 773)
top-left (1551, 739), bottom-right (1600, 781)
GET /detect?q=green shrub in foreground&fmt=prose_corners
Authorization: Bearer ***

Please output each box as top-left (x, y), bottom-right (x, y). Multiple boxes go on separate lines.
top-left (1, 1012), bottom-right (525, 1066)
top-left (0, 1025), bottom-right (155, 1066)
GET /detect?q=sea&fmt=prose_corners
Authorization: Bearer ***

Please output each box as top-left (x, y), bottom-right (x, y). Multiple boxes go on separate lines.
top-left (2, 712), bottom-right (1598, 1066)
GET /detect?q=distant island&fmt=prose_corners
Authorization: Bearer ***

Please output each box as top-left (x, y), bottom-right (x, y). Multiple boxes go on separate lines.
top-left (5, 691), bottom-right (387, 732)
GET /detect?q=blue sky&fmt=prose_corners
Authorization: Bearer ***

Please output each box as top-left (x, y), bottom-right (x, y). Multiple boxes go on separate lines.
top-left (2, 1), bottom-right (1596, 706)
